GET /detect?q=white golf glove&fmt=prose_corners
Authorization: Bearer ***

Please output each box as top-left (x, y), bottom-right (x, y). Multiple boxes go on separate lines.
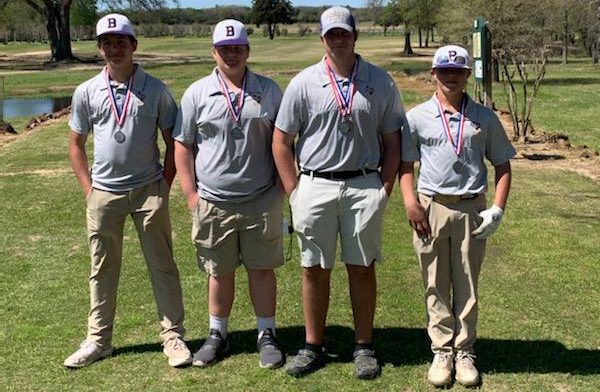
top-left (472, 205), bottom-right (504, 239)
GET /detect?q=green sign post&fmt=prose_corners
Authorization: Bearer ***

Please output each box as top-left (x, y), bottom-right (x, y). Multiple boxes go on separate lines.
top-left (472, 17), bottom-right (493, 108)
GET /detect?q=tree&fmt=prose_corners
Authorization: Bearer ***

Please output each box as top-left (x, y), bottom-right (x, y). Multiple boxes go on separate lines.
top-left (384, 0), bottom-right (419, 55)
top-left (0, 0), bottom-right (170, 62)
top-left (250, 0), bottom-right (295, 40)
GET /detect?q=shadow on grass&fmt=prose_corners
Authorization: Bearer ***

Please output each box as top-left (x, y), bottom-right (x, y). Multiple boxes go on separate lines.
top-left (113, 326), bottom-right (598, 375)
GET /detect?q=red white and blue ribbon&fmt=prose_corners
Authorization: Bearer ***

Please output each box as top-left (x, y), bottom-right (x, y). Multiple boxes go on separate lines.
top-left (105, 67), bottom-right (134, 127)
top-left (216, 69), bottom-right (247, 123)
top-left (325, 57), bottom-right (358, 116)
top-left (435, 95), bottom-right (467, 156)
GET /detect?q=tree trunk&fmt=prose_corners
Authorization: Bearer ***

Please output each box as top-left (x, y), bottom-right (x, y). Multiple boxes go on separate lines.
top-left (268, 23), bottom-right (274, 40)
top-left (561, 6), bottom-right (568, 65)
top-left (418, 28), bottom-right (422, 48)
top-left (27, 0), bottom-right (75, 62)
top-left (403, 26), bottom-right (413, 56)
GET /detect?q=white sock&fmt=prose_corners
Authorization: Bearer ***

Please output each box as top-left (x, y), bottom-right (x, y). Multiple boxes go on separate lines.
top-left (209, 314), bottom-right (228, 339)
top-left (257, 316), bottom-right (276, 338)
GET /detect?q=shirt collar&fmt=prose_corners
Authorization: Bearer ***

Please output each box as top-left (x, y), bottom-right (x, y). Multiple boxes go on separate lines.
top-left (317, 55), bottom-right (368, 87)
top-left (429, 93), bottom-right (472, 118)
top-left (207, 67), bottom-right (263, 98)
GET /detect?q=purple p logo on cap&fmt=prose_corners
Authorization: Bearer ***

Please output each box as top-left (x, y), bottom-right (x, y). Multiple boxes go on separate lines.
top-left (96, 13), bottom-right (136, 38)
top-left (213, 19), bottom-right (249, 47)
top-left (432, 45), bottom-right (471, 69)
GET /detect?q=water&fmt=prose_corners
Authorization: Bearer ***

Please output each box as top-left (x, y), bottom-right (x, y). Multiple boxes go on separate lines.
top-left (2, 96), bottom-right (71, 119)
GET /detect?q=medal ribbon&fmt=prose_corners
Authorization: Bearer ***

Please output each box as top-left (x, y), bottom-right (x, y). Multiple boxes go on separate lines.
top-left (435, 95), bottom-right (467, 156)
top-left (216, 69), bottom-right (247, 123)
top-left (325, 57), bottom-right (358, 116)
top-left (105, 67), bottom-right (134, 127)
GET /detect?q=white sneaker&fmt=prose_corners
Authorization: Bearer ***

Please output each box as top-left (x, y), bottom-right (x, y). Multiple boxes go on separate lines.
top-left (64, 341), bottom-right (113, 368)
top-left (455, 351), bottom-right (480, 386)
top-left (427, 352), bottom-right (453, 387)
top-left (163, 337), bottom-right (192, 367)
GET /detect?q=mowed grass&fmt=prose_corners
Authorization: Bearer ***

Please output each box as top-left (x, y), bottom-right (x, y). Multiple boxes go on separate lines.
top-left (1, 35), bottom-right (599, 391)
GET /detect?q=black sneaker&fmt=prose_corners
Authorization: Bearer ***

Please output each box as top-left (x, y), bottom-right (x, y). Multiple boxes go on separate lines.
top-left (353, 348), bottom-right (380, 379)
top-left (285, 348), bottom-right (326, 378)
top-left (257, 329), bottom-right (284, 369)
top-left (192, 329), bottom-right (230, 367)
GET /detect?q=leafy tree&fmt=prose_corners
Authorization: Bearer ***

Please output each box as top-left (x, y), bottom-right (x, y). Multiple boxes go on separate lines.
top-left (384, 0), bottom-right (418, 55)
top-left (71, 0), bottom-right (96, 27)
top-left (250, 0), bottom-right (295, 40)
top-left (0, 0), bottom-right (171, 62)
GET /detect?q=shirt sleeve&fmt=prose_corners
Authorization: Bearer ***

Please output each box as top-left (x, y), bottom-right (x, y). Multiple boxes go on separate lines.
top-left (172, 86), bottom-right (197, 145)
top-left (68, 84), bottom-right (91, 134)
top-left (156, 86), bottom-right (178, 131)
top-left (274, 76), bottom-right (304, 134)
top-left (485, 111), bottom-right (517, 165)
top-left (380, 74), bottom-right (406, 135)
top-left (402, 109), bottom-right (421, 162)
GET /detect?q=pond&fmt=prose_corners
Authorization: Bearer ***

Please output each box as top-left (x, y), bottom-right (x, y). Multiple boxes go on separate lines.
top-left (1, 96), bottom-right (71, 119)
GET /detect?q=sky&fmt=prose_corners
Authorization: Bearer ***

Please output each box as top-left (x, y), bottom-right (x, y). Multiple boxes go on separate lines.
top-left (172, 0), bottom-right (366, 9)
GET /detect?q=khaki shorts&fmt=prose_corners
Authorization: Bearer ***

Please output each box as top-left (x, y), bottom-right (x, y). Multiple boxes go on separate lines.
top-left (290, 172), bottom-right (388, 269)
top-left (192, 184), bottom-right (284, 276)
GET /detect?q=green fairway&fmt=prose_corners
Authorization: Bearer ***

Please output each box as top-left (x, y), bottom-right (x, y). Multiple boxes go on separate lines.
top-left (1, 35), bottom-right (599, 391)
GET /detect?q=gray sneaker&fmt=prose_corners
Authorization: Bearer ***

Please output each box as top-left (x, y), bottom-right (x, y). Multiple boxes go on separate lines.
top-left (257, 329), bottom-right (284, 369)
top-left (64, 341), bottom-right (113, 368)
top-left (353, 348), bottom-right (380, 379)
top-left (285, 348), bottom-right (326, 377)
top-left (192, 329), bottom-right (230, 367)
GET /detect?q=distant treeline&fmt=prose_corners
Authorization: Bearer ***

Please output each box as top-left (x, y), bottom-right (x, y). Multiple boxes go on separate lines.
top-left (0, 6), bottom-right (380, 43)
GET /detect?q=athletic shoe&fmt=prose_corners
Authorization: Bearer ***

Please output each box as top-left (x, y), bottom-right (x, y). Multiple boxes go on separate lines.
top-left (163, 336), bottom-right (192, 367)
top-left (353, 348), bottom-right (380, 379)
top-left (257, 329), bottom-right (284, 369)
top-left (455, 351), bottom-right (480, 386)
top-left (427, 351), bottom-right (453, 387)
top-left (192, 329), bottom-right (230, 367)
top-left (285, 348), bottom-right (326, 378)
top-left (63, 341), bottom-right (113, 368)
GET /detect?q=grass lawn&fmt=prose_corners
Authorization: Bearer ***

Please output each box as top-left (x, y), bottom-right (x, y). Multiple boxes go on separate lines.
top-left (1, 35), bottom-right (599, 391)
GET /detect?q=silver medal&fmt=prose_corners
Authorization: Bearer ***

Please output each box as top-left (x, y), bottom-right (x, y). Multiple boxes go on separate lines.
top-left (232, 125), bottom-right (244, 139)
top-left (339, 117), bottom-right (353, 133)
top-left (114, 130), bottom-right (126, 143)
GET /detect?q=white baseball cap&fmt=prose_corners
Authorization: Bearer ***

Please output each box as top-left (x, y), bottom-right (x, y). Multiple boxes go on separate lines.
top-left (320, 6), bottom-right (356, 36)
top-left (432, 45), bottom-right (471, 69)
top-left (213, 19), bottom-right (249, 47)
top-left (96, 13), bottom-right (136, 39)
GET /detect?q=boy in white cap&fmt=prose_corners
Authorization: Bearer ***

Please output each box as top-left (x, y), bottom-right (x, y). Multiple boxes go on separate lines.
top-left (273, 6), bottom-right (404, 379)
top-left (65, 13), bottom-right (192, 368)
top-left (173, 19), bottom-right (284, 369)
top-left (399, 44), bottom-right (515, 387)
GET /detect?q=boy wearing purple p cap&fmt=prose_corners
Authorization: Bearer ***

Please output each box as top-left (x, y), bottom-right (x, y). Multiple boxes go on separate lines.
top-left (399, 44), bottom-right (516, 387)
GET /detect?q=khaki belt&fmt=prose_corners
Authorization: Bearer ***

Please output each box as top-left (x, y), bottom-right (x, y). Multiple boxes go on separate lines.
top-left (431, 194), bottom-right (480, 204)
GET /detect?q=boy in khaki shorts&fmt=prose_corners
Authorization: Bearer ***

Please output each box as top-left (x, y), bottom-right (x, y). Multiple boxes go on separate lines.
top-left (174, 19), bottom-right (284, 369)
top-left (399, 45), bottom-right (515, 387)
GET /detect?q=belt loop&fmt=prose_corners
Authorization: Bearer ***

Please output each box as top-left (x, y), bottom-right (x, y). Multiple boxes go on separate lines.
top-left (361, 168), bottom-right (367, 178)
top-left (310, 170), bottom-right (314, 180)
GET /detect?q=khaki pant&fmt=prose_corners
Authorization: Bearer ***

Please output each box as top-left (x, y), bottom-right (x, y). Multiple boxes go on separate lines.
top-left (414, 194), bottom-right (486, 353)
top-left (85, 179), bottom-right (185, 348)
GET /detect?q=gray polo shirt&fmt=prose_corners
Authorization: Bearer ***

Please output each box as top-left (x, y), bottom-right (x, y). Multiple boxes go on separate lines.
top-left (403, 94), bottom-right (516, 196)
top-left (275, 56), bottom-right (405, 172)
top-left (69, 66), bottom-right (177, 192)
top-left (173, 68), bottom-right (282, 202)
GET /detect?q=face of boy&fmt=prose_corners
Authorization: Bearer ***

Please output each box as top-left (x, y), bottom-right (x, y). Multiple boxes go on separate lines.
top-left (212, 45), bottom-right (249, 74)
top-left (432, 68), bottom-right (471, 96)
top-left (321, 28), bottom-right (357, 61)
top-left (98, 34), bottom-right (137, 68)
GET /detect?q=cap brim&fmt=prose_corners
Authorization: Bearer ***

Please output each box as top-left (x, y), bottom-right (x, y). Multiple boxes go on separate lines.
top-left (432, 64), bottom-right (471, 70)
top-left (320, 23), bottom-right (354, 36)
top-left (213, 38), bottom-right (249, 47)
top-left (96, 30), bottom-right (135, 38)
